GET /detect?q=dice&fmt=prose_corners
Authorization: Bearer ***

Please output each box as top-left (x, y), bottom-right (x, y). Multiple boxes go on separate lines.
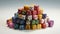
top-left (35, 20), bottom-right (39, 25)
top-left (41, 23), bottom-right (46, 29)
top-left (19, 25), bottom-right (25, 30)
top-left (24, 5), bottom-right (29, 10)
top-left (18, 8), bottom-right (22, 14)
top-left (25, 24), bottom-right (30, 30)
top-left (26, 20), bottom-right (31, 24)
top-left (38, 14), bottom-right (42, 20)
top-left (31, 20), bottom-right (36, 25)
top-left (27, 15), bottom-right (32, 21)
top-left (21, 10), bottom-right (26, 15)
top-left (32, 15), bottom-right (38, 20)
top-left (26, 10), bottom-right (32, 15)
top-left (19, 19), bottom-right (25, 25)
top-left (37, 24), bottom-right (42, 29)
top-left (7, 20), bottom-right (14, 28)
top-left (42, 14), bottom-right (47, 19)
top-left (34, 5), bottom-right (39, 10)
top-left (18, 14), bottom-right (22, 19)
top-left (32, 10), bottom-right (37, 15)
top-left (29, 7), bottom-right (34, 11)
top-left (38, 9), bottom-right (43, 14)
top-left (32, 25), bottom-right (36, 30)
top-left (48, 20), bottom-right (54, 27)
top-left (14, 13), bottom-right (18, 18)
top-left (14, 24), bottom-right (19, 29)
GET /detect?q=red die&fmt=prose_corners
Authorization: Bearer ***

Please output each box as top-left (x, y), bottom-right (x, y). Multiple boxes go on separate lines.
top-left (41, 23), bottom-right (46, 29)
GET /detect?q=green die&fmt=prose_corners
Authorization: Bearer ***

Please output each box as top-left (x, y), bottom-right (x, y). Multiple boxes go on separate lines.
top-left (31, 20), bottom-right (36, 25)
top-left (35, 20), bottom-right (39, 24)
top-left (21, 10), bottom-right (26, 15)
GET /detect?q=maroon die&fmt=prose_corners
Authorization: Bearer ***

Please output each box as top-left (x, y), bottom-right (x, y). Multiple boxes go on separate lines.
top-left (34, 5), bottom-right (39, 10)
top-left (26, 10), bottom-right (32, 15)
top-left (18, 8), bottom-right (23, 14)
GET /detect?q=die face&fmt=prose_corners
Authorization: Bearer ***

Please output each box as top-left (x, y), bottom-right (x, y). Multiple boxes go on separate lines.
top-left (24, 6), bottom-right (29, 10)
top-left (31, 20), bottom-right (36, 25)
top-left (32, 15), bottom-right (38, 20)
top-left (19, 25), bottom-right (25, 30)
top-left (42, 14), bottom-right (47, 19)
top-left (37, 24), bottom-right (41, 29)
top-left (26, 10), bottom-right (32, 15)
top-left (42, 23), bottom-right (46, 28)
top-left (48, 20), bottom-right (54, 27)
top-left (34, 5), bottom-right (39, 10)
top-left (26, 20), bottom-right (30, 24)
top-left (18, 9), bottom-right (22, 14)
top-left (40, 19), bottom-right (45, 24)
top-left (21, 10), bottom-right (26, 15)
top-left (14, 13), bottom-right (18, 18)
top-left (7, 20), bottom-right (14, 28)
top-left (8, 23), bottom-right (14, 28)
top-left (27, 15), bottom-right (32, 21)
top-left (29, 7), bottom-right (34, 11)
top-left (32, 25), bottom-right (37, 30)
top-left (19, 19), bottom-right (25, 25)
top-left (35, 20), bottom-right (39, 24)
top-left (22, 15), bottom-right (26, 20)
top-left (18, 14), bottom-right (23, 19)
top-left (12, 18), bottom-right (20, 24)
top-left (38, 14), bottom-right (42, 20)
top-left (25, 24), bottom-right (30, 30)
top-left (14, 24), bottom-right (19, 29)
top-left (32, 10), bottom-right (37, 15)
top-left (45, 23), bottom-right (49, 27)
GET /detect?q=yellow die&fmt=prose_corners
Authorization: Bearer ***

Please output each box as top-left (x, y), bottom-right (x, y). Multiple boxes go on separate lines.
top-left (25, 24), bottom-right (30, 30)
top-left (37, 24), bottom-right (42, 29)
top-left (38, 14), bottom-right (42, 20)
top-left (24, 5), bottom-right (29, 10)
top-left (32, 25), bottom-right (37, 30)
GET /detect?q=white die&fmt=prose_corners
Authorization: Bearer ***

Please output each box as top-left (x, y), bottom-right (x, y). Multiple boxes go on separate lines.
top-left (28, 15), bottom-right (32, 21)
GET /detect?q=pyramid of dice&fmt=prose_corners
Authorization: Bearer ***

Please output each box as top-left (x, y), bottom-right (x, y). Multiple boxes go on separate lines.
top-left (7, 5), bottom-right (54, 30)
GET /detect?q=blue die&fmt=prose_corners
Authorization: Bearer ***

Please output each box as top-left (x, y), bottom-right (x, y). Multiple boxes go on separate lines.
top-left (14, 13), bottom-right (18, 18)
top-left (12, 17), bottom-right (20, 24)
top-left (19, 19), bottom-right (25, 25)
top-left (19, 25), bottom-right (25, 30)
top-left (14, 24), bottom-right (19, 29)
top-left (42, 14), bottom-right (47, 19)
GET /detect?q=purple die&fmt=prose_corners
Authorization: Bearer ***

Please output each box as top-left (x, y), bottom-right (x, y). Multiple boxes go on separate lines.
top-left (48, 20), bottom-right (54, 27)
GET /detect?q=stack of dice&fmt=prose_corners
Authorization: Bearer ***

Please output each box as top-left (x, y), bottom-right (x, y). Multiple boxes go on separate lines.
top-left (7, 5), bottom-right (54, 30)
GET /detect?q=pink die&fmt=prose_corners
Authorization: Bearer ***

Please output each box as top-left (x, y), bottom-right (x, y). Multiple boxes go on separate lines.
top-left (32, 10), bottom-right (37, 15)
top-left (7, 20), bottom-right (14, 28)
top-left (32, 15), bottom-right (38, 20)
